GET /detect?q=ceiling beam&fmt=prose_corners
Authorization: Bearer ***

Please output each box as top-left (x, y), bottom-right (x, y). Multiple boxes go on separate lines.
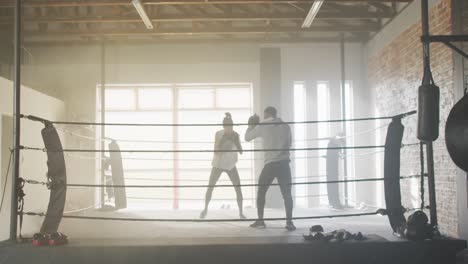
top-left (210, 4), bottom-right (226, 13)
top-left (288, 3), bottom-right (307, 13)
top-left (22, 25), bottom-right (380, 37)
top-left (0, 11), bottom-right (393, 24)
top-left (369, 2), bottom-right (394, 14)
top-left (0, 0), bottom-right (415, 8)
top-left (23, 36), bottom-right (366, 46)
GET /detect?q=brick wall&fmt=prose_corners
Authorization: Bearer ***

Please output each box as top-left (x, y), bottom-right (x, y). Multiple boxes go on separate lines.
top-left (463, 0), bottom-right (468, 91)
top-left (368, 0), bottom-right (458, 236)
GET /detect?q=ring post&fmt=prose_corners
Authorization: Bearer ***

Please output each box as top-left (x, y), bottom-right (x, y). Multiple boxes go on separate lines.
top-left (10, 0), bottom-right (22, 242)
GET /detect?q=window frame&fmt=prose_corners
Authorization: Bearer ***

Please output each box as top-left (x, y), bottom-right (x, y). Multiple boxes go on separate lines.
top-left (99, 82), bottom-right (254, 209)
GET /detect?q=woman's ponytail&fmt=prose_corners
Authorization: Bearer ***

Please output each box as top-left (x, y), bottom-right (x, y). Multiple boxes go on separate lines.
top-left (223, 112), bottom-right (233, 127)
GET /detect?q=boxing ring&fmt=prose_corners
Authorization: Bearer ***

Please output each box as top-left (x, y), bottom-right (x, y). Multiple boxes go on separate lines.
top-left (0, 109), bottom-right (465, 264)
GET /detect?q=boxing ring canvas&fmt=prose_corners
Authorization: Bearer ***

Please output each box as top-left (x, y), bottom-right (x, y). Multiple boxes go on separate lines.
top-left (0, 208), bottom-right (466, 264)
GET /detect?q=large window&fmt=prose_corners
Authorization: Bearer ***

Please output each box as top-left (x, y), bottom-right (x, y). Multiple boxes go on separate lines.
top-left (100, 83), bottom-right (254, 210)
top-left (316, 81), bottom-right (331, 206)
top-left (343, 81), bottom-right (355, 207)
top-left (293, 81), bottom-right (357, 208)
top-left (293, 81), bottom-right (307, 208)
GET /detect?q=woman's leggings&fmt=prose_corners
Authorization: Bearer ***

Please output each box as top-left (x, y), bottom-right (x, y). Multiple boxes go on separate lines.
top-left (203, 167), bottom-right (243, 213)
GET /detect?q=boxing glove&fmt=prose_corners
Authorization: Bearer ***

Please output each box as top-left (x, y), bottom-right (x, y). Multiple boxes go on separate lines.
top-left (248, 114), bottom-right (260, 129)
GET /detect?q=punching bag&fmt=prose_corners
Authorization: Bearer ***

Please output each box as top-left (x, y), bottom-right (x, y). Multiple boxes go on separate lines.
top-left (418, 83), bottom-right (440, 142)
top-left (109, 140), bottom-right (127, 209)
top-left (40, 122), bottom-right (67, 234)
top-left (326, 138), bottom-right (341, 207)
top-left (384, 117), bottom-right (406, 235)
top-left (445, 94), bottom-right (468, 172)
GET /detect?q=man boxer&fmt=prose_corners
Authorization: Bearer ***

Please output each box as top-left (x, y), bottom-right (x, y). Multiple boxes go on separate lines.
top-left (245, 106), bottom-right (295, 231)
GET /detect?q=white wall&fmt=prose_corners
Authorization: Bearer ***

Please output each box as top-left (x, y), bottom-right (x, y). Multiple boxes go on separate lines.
top-left (0, 77), bottom-right (65, 240)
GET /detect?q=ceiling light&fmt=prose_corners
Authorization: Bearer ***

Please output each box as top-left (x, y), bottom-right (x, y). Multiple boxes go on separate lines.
top-left (132, 0), bottom-right (154, 30)
top-left (301, 0), bottom-right (324, 28)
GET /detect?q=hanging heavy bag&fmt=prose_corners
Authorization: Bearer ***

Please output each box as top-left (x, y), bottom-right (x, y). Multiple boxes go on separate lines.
top-left (418, 83), bottom-right (440, 142)
top-left (384, 118), bottom-right (406, 235)
top-left (445, 94), bottom-right (468, 172)
top-left (109, 140), bottom-right (127, 209)
top-left (40, 123), bottom-right (67, 234)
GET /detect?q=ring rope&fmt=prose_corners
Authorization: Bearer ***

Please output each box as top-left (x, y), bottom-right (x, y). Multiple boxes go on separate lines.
top-left (20, 145), bottom-right (389, 153)
top-left (62, 150), bottom-right (384, 162)
top-left (63, 152), bottom-right (326, 161)
top-left (23, 175), bottom-right (421, 189)
top-left (126, 194), bottom-right (328, 201)
top-left (63, 203), bottom-right (101, 215)
top-left (55, 123), bottom-right (390, 145)
top-left (344, 195), bottom-right (421, 213)
top-left (123, 175), bottom-right (327, 182)
top-left (341, 150), bottom-right (384, 158)
top-left (31, 172), bottom-right (407, 185)
top-left (59, 194), bottom-right (329, 215)
top-left (64, 153), bottom-right (322, 161)
top-left (21, 211), bottom-right (382, 222)
top-left (340, 195), bottom-right (388, 211)
top-left (20, 110), bottom-right (416, 127)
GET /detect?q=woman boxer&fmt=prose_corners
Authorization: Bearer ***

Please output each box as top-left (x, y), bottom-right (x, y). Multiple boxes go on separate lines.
top-left (200, 113), bottom-right (246, 219)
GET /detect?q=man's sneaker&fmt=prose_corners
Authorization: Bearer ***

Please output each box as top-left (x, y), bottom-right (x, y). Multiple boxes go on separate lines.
top-left (285, 221), bottom-right (296, 231)
top-left (250, 220), bottom-right (266, 229)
